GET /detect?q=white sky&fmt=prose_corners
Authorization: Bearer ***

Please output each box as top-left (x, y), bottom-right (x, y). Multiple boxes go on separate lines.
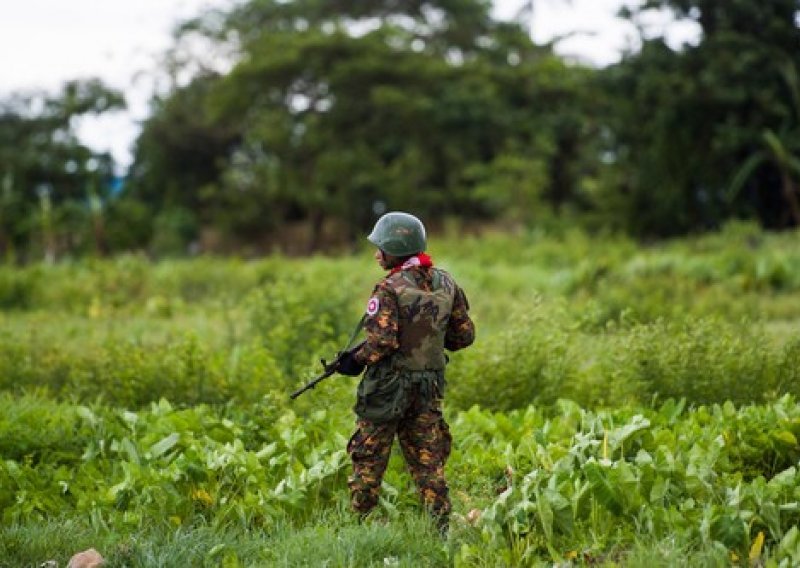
top-left (0, 0), bottom-right (700, 170)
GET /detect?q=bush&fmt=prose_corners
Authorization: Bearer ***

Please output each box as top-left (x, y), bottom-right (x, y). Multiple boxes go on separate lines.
top-left (447, 304), bottom-right (574, 411)
top-left (0, 333), bottom-right (283, 408)
top-left (0, 267), bottom-right (41, 310)
top-left (616, 317), bottom-right (776, 405)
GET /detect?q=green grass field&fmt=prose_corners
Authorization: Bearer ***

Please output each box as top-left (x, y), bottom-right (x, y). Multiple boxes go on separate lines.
top-left (2, 222), bottom-right (800, 566)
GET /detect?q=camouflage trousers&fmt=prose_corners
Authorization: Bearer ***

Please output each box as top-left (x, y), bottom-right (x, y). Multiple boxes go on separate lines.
top-left (347, 394), bottom-right (452, 522)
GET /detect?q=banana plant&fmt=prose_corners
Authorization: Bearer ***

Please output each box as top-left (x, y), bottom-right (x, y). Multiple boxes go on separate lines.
top-left (729, 61), bottom-right (800, 226)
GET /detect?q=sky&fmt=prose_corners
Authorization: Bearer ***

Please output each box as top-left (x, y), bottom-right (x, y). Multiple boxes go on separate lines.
top-left (0, 0), bottom-right (700, 170)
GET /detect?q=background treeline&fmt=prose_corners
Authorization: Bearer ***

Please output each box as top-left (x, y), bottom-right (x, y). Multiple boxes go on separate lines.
top-left (2, 0), bottom-right (800, 260)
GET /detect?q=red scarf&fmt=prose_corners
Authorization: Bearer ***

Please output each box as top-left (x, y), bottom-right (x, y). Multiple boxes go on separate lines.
top-left (389, 253), bottom-right (433, 275)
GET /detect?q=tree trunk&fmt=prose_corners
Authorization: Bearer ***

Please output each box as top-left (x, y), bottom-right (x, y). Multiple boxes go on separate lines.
top-left (780, 171), bottom-right (800, 227)
top-left (308, 209), bottom-right (324, 254)
top-left (93, 215), bottom-right (109, 256)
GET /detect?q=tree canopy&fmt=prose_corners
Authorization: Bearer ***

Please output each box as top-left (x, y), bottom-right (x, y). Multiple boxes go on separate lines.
top-left (0, 79), bottom-right (124, 261)
top-left (604, 0), bottom-right (800, 234)
top-left (124, 0), bottom-right (594, 253)
top-left (1, 0), bottom-right (798, 259)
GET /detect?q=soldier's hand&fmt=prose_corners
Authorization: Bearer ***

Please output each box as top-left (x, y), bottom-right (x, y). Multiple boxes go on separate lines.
top-left (336, 350), bottom-right (365, 376)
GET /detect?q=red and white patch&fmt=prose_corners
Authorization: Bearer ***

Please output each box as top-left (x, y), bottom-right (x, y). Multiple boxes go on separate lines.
top-left (366, 296), bottom-right (380, 316)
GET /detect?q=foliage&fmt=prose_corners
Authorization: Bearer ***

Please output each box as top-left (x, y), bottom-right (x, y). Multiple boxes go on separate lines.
top-left (2, 1), bottom-right (799, 256)
top-left (122, 0), bottom-right (800, 248)
top-left (0, 80), bottom-right (124, 261)
top-left (125, 73), bottom-right (239, 246)
top-left (455, 397), bottom-right (800, 565)
top-left (599, 0), bottom-right (800, 235)
top-left (120, 0), bottom-right (597, 253)
top-left (3, 393), bottom-right (800, 565)
top-left (1, 228), bottom-right (799, 410)
top-left (1, 229), bottom-right (800, 563)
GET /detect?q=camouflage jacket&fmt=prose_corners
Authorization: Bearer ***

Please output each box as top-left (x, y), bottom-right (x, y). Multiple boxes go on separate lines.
top-left (353, 265), bottom-right (475, 370)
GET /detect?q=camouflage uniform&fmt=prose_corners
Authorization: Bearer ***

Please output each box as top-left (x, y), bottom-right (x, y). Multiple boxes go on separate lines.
top-left (348, 262), bottom-right (475, 527)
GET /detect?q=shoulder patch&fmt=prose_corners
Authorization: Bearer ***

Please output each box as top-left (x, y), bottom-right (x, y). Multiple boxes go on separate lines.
top-left (366, 296), bottom-right (380, 316)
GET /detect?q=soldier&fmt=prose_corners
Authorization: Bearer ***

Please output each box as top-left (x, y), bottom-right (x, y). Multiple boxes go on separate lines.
top-left (335, 211), bottom-right (475, 535)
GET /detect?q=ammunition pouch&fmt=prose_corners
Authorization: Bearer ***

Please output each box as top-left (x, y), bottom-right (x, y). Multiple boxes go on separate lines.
top-left (355, 360), bottom-right (445, 423)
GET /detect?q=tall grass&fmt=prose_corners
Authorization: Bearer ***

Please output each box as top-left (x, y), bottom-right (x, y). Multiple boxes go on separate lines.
top-left (1, 226), bottom-right (799, 410)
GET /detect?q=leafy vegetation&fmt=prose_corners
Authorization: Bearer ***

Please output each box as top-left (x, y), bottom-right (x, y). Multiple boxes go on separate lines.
top-left (3, 0), bottom-right (799, 563)
top-left (1, 228), bottom-right (800, 565)
top-left (3, 392), bottom-right (800, 566)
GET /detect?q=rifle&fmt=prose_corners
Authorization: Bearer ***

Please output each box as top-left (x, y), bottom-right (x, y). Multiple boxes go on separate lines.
top-left (290, 315), bottom-right (366, 400)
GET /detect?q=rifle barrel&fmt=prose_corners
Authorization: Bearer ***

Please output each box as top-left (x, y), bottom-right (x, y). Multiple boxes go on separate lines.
top-left (289, 368), bottom-right (334, 400)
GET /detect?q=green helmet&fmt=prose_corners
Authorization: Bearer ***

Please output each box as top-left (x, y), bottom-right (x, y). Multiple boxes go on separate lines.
top-left (367, 212), bottom-right (427, 256)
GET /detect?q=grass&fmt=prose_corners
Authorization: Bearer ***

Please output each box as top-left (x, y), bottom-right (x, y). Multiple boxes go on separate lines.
top-left (0, 505), bottom-right (451, 568)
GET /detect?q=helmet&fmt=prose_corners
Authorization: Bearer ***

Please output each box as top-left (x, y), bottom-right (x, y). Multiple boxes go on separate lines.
top-left (367, 212), bottom-right (427, 256)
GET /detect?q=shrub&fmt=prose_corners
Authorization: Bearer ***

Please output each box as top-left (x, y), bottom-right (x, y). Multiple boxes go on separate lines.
top-left (617, 317), bottom-right (776, 405)
top-left (447, 304), bottom-right (574, 411)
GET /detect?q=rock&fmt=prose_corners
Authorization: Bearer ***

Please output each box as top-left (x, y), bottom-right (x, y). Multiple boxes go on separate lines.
top-left (67, 549), bottom-right (104, 568)
top-left (466, 508), bottom-right (481, 524)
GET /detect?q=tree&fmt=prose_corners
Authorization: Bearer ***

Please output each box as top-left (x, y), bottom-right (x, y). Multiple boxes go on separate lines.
top-left (729, 59), bottom-right (800, 226)
top-left (0, 79), bottom-right (124, 261)
top-left (129, 0), bottom-right (595, 251)
top-left (125, 72), bottom-right (240, 253)
top-left (599, 0), bottom-right (800, 234)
